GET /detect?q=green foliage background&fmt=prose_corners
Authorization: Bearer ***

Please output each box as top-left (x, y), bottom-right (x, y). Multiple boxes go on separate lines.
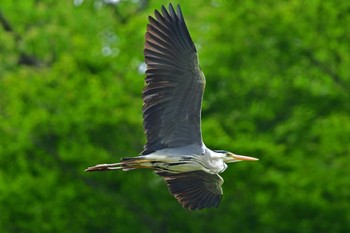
top-left (1, 0), bottom-right (349, 232)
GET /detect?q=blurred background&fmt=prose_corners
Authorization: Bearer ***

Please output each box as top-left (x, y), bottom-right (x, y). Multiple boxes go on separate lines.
top-left (1, 0), bottom-right (349, 232)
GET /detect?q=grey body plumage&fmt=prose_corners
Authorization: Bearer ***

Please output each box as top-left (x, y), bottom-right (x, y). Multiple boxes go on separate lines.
top-left (85, 4), bottom-right (258, 210)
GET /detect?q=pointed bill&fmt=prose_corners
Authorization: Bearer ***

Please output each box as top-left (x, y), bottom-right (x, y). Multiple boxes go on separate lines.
top-left (229, 153), bottom-right (259, 161)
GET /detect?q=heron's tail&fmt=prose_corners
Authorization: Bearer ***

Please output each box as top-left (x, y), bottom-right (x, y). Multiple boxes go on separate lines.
top-left (84, 157), bottom-right (153, 172)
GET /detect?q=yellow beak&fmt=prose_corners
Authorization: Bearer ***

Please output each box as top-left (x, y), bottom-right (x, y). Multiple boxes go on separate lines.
top-left (229, 153), bottom-right (259, 162)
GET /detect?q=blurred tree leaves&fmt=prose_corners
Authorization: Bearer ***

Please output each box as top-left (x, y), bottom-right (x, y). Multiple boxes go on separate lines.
top-left (0, 0), bottom-right (349, 232)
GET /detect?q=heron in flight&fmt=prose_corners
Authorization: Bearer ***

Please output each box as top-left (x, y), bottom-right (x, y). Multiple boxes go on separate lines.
top-left (85, 3), bottom-right (258, 210)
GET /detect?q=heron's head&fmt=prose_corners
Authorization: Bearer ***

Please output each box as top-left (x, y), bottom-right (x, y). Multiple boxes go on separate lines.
top-left (214, 150), bottom-right (259, 163)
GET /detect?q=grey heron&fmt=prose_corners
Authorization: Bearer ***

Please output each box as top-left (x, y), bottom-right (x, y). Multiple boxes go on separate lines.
top-left (85, 3), bottom-right (258, 210)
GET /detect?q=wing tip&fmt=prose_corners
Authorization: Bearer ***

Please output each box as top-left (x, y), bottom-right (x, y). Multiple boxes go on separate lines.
top-left (157, 171), bottom-right (223, 210)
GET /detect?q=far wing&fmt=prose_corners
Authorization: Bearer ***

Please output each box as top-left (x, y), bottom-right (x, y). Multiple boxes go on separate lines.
top-left (157, 171), bottom-right (223, 210)
top-left (142, 4), bottom-right (205, 155)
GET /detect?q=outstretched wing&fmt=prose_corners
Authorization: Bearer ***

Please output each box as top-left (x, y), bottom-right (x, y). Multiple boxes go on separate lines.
top-left (142, 4), bottom-right (205, 155)
top-left (157, 171), bottom-right (223, 210)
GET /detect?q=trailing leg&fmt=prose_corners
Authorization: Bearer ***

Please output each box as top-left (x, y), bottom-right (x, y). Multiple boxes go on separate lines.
top-left (84, 156), bottom-right (154, 172)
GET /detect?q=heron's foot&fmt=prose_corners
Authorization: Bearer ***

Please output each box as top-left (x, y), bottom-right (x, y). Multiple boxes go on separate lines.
top-left (84, 163), bottom-right (122, 172)
top-left (85, 157), bottom-right (156, 172)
